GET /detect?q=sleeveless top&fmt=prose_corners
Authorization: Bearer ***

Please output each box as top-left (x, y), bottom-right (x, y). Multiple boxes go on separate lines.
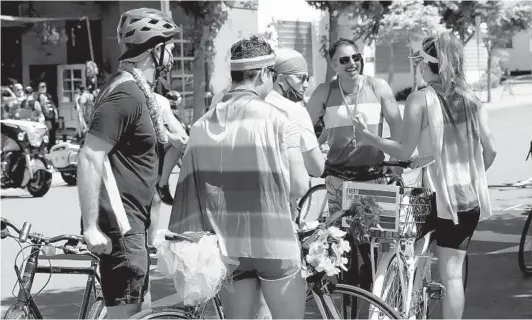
top-left (323, 76), bottom-right (384, 167)
top-left (422, 84), bottom-right (491, 223)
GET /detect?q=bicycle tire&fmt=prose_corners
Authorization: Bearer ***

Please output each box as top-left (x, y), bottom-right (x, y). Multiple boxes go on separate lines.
top-left (129, 306), bottom-right (192, 319)
top-left (297, 184), bottom-right (328, 224)
top-left (3, 304), bottom-right (37, 319)
top-left (87, 298), bottom-right (106, 319)
top-left (316, 283), bottom-right (401, 319)
top-left (518, 209), bottom-right (532, 275)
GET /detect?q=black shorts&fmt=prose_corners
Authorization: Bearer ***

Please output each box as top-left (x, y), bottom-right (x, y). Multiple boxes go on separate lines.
top-left (436, 206), bottom-right (480, 251)
top-left (99, 231), bottom-right (150, 306)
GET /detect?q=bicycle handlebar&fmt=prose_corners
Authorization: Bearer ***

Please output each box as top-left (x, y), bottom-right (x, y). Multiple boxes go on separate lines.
top-left (1, 217), bottom-right (83, 244)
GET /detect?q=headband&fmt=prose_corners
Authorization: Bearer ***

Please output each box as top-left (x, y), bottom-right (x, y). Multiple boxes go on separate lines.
top-left (273, 49), bottom-right (308, 75)
top-left (230, 54), bottom-right (275, 71)
top-left (419, 47), bottom-right (439, 64)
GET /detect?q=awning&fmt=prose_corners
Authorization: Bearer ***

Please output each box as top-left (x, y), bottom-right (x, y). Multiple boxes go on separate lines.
top-left (0, 14), bottom-right (86, 27)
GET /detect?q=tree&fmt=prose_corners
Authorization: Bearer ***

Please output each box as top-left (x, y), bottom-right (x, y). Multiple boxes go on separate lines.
top-left (377, 0), bottom-right (444, 88)
top-left (477, 1), bottom-right (532, 102)
top-left (176, 1), bottom-right (229, 121)
top-left (306, 1), bottom-right (355, 81)
top-left (426, 0), bottom-right (484, 44)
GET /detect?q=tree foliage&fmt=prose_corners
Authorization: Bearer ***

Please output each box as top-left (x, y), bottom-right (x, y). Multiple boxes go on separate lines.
top-left (478, 1), bottom-right (532, 101)
top-left (426, 0), bottom-right (482, 44)
top-left (377, 0), bottom-right (445, 86)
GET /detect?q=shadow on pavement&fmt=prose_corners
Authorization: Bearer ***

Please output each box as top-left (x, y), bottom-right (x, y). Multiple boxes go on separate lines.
top-left (477, 212), bottom-right (528, 235)
top-left (1, 277), bottom-right (177, 319)
top-left (464, 251), bottom-right (532, 319)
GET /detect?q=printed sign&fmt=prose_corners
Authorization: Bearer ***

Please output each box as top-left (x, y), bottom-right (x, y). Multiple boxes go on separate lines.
top-left (342, 182), bottom-right (401, 232)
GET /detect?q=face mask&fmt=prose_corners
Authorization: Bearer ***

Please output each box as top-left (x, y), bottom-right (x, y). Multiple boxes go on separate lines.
top-left (280, 78), bottom-right (304, 103)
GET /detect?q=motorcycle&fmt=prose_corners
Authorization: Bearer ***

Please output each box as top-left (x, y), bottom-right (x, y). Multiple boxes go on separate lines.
top-left (1, 109), bottom-right (53, 197)
top-left (48, 140), bottom-right (80, 186)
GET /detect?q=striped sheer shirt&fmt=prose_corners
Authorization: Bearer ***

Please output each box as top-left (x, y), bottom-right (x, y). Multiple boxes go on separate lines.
top-left (168, 90), bottom-right (302, 261)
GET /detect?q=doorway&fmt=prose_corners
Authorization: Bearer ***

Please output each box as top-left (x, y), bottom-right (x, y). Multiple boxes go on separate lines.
top-left (29, 64), bottom-right (58, 105)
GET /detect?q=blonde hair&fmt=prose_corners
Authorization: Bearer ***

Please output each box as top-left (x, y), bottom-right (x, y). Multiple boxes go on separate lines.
top-left (423, 32), bottom-right (467, 94)
top-left (118, 60), bottom-right (168, 144)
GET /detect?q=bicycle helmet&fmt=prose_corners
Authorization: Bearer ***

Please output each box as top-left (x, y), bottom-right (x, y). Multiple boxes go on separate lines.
top-left (117, 8), bottom-right (180, 61)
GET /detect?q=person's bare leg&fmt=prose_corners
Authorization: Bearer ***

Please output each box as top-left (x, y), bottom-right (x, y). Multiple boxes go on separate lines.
top-left (437, 245), bottom-right (467, 319)
top-left (219, 278), bottom-right (262, 319)
top-left (159, 147), bottom-right (181, 187)
top-left (254, 291), bottom-right (272, 319)
top-left (260, 271), bottom-right (306, 319)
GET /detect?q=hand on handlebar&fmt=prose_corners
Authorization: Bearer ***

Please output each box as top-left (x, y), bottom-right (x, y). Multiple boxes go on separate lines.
top-left (83, 227), bottom-right (112, 255)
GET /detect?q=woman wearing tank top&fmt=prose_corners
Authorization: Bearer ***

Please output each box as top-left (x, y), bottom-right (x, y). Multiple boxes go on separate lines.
top-left (353, 32), bottom-right (497, 319)
top-left (306, 38), bottom-right (403, 290)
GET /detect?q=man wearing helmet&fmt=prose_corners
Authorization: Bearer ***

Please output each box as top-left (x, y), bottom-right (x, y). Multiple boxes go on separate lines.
top-left (77, 8), bottom-right (185, 318)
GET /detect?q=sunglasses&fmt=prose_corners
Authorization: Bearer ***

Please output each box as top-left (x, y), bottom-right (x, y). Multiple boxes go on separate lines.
top-left (293, 74), bottom-right (309, 83)
top-left (339, 53), bottom-right (362, 65)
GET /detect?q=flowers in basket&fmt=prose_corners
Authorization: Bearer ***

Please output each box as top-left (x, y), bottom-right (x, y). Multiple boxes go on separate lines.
top-left (343, 195), bottom-right (384, 244)
top-left (303, 226), bottom-right (351, 277)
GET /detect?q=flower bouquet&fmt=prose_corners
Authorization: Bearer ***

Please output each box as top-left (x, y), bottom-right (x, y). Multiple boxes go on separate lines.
top-left (301, 226), bottom-right (351, 277)
top-left (343, 195), bottom-right (384, 244)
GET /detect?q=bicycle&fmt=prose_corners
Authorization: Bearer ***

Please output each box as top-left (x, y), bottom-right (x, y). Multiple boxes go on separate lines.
top-left (319, 160), bottom-right (469, 319)
top-left (130, 187), bottom-right (401, 319)
top-left (518, 141), bottom-right (532, 275)
top-left (1, 217), bottom-right (106, 319)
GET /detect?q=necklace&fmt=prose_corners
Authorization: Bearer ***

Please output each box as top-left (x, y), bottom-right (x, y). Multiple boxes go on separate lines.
top-left (338, 76), bottom-right (364, 147)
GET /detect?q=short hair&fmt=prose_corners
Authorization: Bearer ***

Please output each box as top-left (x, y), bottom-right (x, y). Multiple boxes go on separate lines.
top-left (230, 35), bottom-right (274, 83)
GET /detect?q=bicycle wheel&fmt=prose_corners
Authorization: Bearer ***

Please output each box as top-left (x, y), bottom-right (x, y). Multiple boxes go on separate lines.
top-left (130, 306), bottom-right (192, 319)
top-left (3, 304), bottom-right (37, 319)
top-left (307, 283), bottom-right (400, 319)
top-left (518, 209), bottom-right (532, 275)
top-left (297, 184), bottom-right (328, 224)
top-left (130, 299), bottom-right (221, 319)
top-left (87, 298), bottom-right (106, 319)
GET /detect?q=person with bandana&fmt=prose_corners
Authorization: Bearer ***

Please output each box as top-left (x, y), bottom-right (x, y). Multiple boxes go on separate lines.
top-left (265, 48), bottom-right (324, 178)
top-left (353, 32), bottom-right (496, 319)
top-left (77, 8), bottom-right (185, 318)
top-left (168, 35), bottom-right (308, 319)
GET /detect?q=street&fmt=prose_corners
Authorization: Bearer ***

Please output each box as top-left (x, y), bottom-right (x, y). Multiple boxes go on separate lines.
top-left (1, 104), bottom-right (531, 319)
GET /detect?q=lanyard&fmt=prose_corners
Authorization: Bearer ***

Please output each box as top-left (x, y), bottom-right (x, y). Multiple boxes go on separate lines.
top-left (338, 76), bottom-right (364, 122)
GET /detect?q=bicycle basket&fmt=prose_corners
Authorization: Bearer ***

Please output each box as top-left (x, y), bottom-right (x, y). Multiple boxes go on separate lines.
top-left (371, 187), bottom-right (434, 239)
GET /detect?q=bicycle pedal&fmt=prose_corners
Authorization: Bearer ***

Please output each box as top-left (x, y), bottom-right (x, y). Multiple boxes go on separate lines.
top-left (426, 282), bottom-right (446, 300)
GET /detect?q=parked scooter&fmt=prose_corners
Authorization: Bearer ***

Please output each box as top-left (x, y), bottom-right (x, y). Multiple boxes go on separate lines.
top-left (1, 109), bottom-right (53, 197)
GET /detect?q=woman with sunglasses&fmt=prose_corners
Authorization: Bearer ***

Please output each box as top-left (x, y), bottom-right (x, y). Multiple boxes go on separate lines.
top-left (353, 32), bottom-right (497, 319)
top-left (306, 38), bottom-right (403, 290)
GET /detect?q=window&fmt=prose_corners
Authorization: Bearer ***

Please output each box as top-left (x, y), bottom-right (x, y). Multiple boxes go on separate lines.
top-left (276, 21), bottom-right (314, 76)
top-left (167, 26), bottom-right (195, 110)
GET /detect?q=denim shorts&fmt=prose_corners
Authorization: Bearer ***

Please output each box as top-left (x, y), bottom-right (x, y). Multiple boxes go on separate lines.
top-left (98, 231), bottom-right (150, 306)
top-left (233, 257), bottom-right (301, 282)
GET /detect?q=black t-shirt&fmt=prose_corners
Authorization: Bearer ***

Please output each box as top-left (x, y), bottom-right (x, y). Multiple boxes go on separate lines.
top-left (88, 73), bottom-right (158, 234)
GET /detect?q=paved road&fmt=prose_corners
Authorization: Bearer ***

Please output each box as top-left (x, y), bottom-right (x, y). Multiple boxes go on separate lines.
top-left (1, 105), bottom-right (531, 318)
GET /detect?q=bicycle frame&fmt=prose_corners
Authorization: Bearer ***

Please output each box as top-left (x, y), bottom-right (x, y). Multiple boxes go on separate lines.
top-left (369, 231), bottom-right (435, 319)
top-left (10, 239), bottom-right (102, 319)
